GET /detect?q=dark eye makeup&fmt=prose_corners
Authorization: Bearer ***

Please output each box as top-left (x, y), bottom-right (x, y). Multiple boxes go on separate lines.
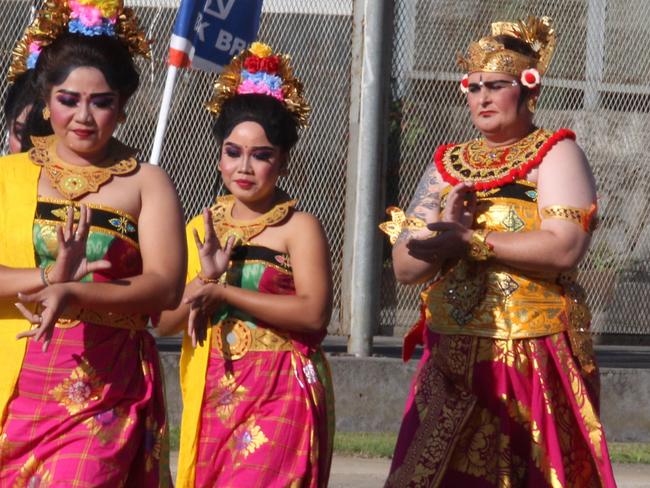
top-left (54, 91), bottom-right (117, 109)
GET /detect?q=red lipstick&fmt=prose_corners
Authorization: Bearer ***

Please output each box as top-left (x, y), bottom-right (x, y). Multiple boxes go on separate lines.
top-left (234, 179), bottom-right (254, 190)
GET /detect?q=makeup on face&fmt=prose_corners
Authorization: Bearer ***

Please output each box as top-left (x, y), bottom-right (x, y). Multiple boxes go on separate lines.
top-left (54, 90), bottom-right (117, 110)
top-left (467, 79), bottom-right (518, 94)
top-left (47, 67), bottom-right (122, 163)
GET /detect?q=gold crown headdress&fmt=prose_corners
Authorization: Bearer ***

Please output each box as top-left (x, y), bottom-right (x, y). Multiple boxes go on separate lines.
top-left (206, 42), bottom-right (310, 127)
top-left (9, 0), bottom-right (150, 82)
top-left (457, 16), bottom-right (556, 78)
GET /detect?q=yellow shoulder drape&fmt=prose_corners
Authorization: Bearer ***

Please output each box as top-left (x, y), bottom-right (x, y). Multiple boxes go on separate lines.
top-left (0, 152), bottom-right (41, 425)
top-left (176, 213), bottom-right (214, 488)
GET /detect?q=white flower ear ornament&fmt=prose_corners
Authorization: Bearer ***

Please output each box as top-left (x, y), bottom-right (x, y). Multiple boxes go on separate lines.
top-left (460, 74), bottom-right (469, 94)
top-left (520, 68), bottom-right (541, 89)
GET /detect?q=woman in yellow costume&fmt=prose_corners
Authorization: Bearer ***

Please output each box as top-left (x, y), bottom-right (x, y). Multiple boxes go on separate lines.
top-left (0, 1), bottom-right (185, 485)
top-left (382, 16), bottom-right (617, 487)
top-left (159, 42), bottom-right (334, 487)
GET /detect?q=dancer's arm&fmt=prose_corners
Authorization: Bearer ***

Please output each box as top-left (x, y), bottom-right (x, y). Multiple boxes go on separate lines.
top-left (410, 139), bottom-right (595, 273)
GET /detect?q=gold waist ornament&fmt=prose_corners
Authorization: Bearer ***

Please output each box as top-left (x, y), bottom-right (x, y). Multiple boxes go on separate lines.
top-left (54, 306), bottom-right (148, 331)
top-left (211, 317), bottom-right (293, 360)
top-left (423, 261), bottom-right (581, 339)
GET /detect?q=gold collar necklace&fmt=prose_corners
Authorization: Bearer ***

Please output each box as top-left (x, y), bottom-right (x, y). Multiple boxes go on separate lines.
top-left (210, 194), bottom-right (296, 248)
top-left (29, 135), bottom-right (139, 200)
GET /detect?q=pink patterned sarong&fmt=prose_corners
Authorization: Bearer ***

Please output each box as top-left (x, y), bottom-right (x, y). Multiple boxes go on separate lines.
top-left (386, 326), bottom-right (617, 487)
top-left (195, 347), bottom-right (333, 487)
top-left (0, 325), bottom-right (170, 487)
top-left (178, 241), bottom-right (334, 488)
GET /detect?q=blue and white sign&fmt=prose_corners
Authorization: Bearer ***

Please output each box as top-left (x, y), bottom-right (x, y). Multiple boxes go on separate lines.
top-left (169, 0), bottom-right (263, 72)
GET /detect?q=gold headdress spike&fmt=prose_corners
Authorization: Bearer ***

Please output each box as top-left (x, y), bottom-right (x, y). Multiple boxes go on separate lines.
top-left (457, 16), bottom-right (556, 78)
top-left (205, 42), bottom-right (310, 127)
top-left (9, 0), bottom-right (150, 82)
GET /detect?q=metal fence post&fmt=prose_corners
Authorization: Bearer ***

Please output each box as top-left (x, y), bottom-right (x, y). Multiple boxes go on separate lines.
top-left (342, 0), bottom-right (393, 356)
top-left (585, 0), bottom-right (606, 110)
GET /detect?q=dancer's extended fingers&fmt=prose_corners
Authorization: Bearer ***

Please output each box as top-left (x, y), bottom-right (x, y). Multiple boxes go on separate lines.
top-left (56, 224), bottom-right (65, 247)
top-left (192, 228), bottom-right (204, 252)
top-left (203, 208), bottom-right (219, 247)
top-left (223, 235), bottom-right (235, 257)
top-left (63, 206), bottom-right (74, 240)
top-left (14, 302), bottom-right (41, 324)
top-left (85, 259), bottom-right (112, 273)
top-left (75, 205), bottom-right (89, 240)
top-left (17, 290), bottom-right (42, 305)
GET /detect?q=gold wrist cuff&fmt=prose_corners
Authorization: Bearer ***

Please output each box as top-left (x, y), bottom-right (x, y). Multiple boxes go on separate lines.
top-left (197, 271), bottom-right (220, 285)
top-left (40, 264), bottom-right (54, 286)
top-left (468, 229), bottom-right (495, 261)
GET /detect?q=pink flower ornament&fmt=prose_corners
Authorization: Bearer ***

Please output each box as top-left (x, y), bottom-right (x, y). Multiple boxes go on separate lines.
top-left (460, 74), bottom-right (469, 94)
top-left (521, 68), bottom-right (541, 89)
top-left (237, 79), bottom-right (284, 102)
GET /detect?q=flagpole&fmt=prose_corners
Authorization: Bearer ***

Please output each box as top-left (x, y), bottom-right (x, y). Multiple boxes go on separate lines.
top-left (150, 64), bottom-right (179, 166)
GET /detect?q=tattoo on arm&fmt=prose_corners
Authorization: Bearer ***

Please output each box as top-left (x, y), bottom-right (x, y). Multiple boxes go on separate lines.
top-left (395, 164), bottom-right (441, 245)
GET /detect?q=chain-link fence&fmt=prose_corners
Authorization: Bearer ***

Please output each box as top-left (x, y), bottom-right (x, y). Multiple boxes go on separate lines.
top-left (0, 0), bottom-right (353, 333)
top-left (383, 0), bottom-right (650, 337)
top-left (1, 0), bottom-right (649, 339)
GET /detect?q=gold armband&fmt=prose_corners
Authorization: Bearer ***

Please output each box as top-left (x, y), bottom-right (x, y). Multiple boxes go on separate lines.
top-left (540, 203), bottom-right (598, 233)
top-left (467, 229), bottom-right (495, 261)
top-left (379, 206), bottom-right (427, 244)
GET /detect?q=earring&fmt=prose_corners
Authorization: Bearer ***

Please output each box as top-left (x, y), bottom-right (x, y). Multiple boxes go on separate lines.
top-left (527, 98), bottom-right (537, 113)
top-left (42, 106), bottom-right (50, 120)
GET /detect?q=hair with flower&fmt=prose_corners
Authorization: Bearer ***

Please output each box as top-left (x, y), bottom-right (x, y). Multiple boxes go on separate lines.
top-left (8, 0), bottom-right (149, 82)
top-left (205, 42), bottom-right (310, 127)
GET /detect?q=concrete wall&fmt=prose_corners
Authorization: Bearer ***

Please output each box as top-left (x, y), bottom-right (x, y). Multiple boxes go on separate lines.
top-left (160, 352), bottom-right (650, 442)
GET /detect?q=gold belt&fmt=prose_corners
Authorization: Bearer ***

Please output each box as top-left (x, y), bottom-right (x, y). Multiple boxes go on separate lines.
top-left (211, 317), bottom-right (293, 360)
top-left (54, 306), bottom-right (148, 331)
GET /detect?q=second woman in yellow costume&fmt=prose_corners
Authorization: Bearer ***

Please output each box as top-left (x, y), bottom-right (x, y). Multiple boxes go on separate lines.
top-left (159, 42), bottom-right (335, 487)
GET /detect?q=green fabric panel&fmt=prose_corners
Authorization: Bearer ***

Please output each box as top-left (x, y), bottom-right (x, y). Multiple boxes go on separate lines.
top-left (32, 224), bottom-right (115, 283)
top-left (85, 232), bottom-right (115, 262)
top-left (210, 261), bottom-right (267, 326)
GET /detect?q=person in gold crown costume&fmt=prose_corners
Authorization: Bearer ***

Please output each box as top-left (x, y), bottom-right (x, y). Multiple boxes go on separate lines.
top-left (158, 42), bottom-right (334, 487)
top-left (0, 1), bottom-right (185, 485)
top-left (382, 16), bottom-right (617, 487)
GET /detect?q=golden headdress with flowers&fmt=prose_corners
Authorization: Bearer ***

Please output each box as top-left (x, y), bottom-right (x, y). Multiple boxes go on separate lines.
top-left (457, 16), bottom-right (556, 92)
top-left (9, 0), bottom-right (150, 82)
top-left (205, 42), bottom-right (310, 127)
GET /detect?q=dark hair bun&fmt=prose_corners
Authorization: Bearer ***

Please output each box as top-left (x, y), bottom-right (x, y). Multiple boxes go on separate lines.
top-left (213, 94), bottom-right (299, 152)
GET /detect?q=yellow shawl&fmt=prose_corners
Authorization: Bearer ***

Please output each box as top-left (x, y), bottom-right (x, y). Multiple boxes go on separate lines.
top-left (0, 152), bottom-right (41, 424)
top-left (176, 214), bottom-right (212, 488)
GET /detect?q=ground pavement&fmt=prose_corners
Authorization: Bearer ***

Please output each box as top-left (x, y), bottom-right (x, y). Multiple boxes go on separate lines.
top-left (170, 452), bottom-right (650, 487)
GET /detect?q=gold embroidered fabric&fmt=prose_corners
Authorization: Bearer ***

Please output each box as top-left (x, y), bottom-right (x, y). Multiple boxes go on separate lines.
top-left (210, 194), bottom-right (296, 248)
top-left (29, 135), bottom-right (138, 200)
top-left (53, 306), bottom-right (148, 331)
top-left (439, 128), bottom-right (552, 187)
top-left (425, 181), bottom-right (592, 340)
top-left (541, 204), bottom-right (598, 233)
top-left (211, 317), bottom-right (293, 360)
